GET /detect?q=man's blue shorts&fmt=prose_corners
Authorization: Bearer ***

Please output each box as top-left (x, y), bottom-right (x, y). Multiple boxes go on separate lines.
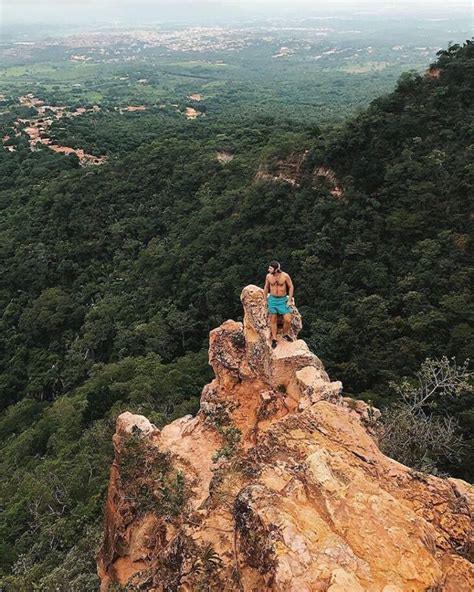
top-left (267, 294), bottom-right (292, 315)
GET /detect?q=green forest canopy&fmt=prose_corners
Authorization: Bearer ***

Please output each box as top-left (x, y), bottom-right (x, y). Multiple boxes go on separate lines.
top-left (0, 41), bottom-right (473, 590)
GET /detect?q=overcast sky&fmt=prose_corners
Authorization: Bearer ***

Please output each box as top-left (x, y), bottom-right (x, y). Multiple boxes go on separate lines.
top-left (1, 0), bottom-right (472, 25)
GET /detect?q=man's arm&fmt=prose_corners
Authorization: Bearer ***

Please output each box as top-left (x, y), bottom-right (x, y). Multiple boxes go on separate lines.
top-left (263, 275), bottom-right (270, 299)
top-left (286, 274), bottom-right (294, 304)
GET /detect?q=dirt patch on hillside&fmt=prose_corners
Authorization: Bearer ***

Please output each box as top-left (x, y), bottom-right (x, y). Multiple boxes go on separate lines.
top-left (120, 105), bottom-right (147, 113)
top-left (185, 107), bottom-right (201, 120)
top-left (216, 151), bottom-right (234, 164)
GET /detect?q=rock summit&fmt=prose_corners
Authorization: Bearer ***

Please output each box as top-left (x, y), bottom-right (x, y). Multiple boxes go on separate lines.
top-left (98, 285), bottom-right (473, 591)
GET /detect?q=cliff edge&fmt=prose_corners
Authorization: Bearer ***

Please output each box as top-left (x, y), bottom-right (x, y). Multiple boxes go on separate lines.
top-left (98, 285), bottom-right (473, 591)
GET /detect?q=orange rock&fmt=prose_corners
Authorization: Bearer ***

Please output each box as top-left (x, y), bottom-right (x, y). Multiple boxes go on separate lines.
top-left (97, 286), bottom-right (474, 591)
top-left (426, 67), bottom-right (442, 79)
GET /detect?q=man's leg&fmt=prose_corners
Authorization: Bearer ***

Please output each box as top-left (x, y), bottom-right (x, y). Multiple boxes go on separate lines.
top-left (282, 314), bottom-right (293, 341)
top-left (270, 314), bottom-right (278, 340)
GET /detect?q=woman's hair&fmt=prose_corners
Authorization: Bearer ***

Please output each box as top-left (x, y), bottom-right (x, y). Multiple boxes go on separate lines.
top-left (269, 260), bottom-right (281, 271)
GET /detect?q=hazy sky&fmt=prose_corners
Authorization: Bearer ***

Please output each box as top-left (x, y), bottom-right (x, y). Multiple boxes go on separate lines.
top-left (1, 0), bottom-right (472, 25)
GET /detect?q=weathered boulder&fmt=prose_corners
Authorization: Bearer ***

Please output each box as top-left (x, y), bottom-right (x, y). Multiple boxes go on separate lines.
top-left (115, 411), bottom-right (157, 438)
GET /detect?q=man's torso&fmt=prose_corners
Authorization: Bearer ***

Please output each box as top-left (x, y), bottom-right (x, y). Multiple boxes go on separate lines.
top-left (267, 271), bottom-right (289, 296)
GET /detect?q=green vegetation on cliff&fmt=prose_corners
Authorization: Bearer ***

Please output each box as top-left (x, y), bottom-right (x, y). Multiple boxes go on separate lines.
top-left (0, 41), bottom-right (473, 589)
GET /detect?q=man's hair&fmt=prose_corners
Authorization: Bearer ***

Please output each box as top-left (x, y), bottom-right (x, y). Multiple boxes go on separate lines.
top-left (269, 260), bottom-right (281, 271)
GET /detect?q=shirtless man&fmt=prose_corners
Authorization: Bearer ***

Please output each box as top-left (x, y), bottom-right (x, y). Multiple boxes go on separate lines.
top-left (263, 260), bottom-right (295, 349)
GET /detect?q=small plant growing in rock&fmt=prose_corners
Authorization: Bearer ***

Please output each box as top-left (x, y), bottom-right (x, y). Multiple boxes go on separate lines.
top-left (193, 543), bottom-right (224, 591)
top-left (119, 428), bottom-right (188, 519)
top-left (233, 491), bottom-right (278, 576)
top-left (119, 427), bottom-right (171, 484)
top-left (155, 470), bottom-right (186, 518)
top-left (360, 399), bottom-right (380, 433)
top-left (345, 398), bottom-right (358, 410)
top-left (150, 535), bottom-right (224, 591)
top-left (212, 425), bottom-right (242, 462)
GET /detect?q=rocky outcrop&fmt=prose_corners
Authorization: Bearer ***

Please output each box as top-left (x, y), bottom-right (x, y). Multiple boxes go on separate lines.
top-left (255, 152), bottom-right (344, 197)
top-left (313, 166), bottom-right (344, 197)
top-left (255, 150), bottom-right (310, 187)
top-left (98, 286), bottom-right (474, 592)
top-left (425, 67), bottom-right (442, 79)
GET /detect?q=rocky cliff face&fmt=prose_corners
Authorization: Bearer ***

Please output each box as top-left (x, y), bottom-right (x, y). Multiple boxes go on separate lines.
top-left (255, 151), bottom-right (310, 186)
top-left (97, 285), bottom-right (473, 592)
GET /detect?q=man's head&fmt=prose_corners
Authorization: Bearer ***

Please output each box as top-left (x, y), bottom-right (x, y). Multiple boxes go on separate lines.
top-left (268, 260), bottom-right (281, 274)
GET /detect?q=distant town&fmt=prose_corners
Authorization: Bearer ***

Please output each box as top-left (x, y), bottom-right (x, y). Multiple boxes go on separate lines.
top-left (0, 18), bottom-right (467, 163)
